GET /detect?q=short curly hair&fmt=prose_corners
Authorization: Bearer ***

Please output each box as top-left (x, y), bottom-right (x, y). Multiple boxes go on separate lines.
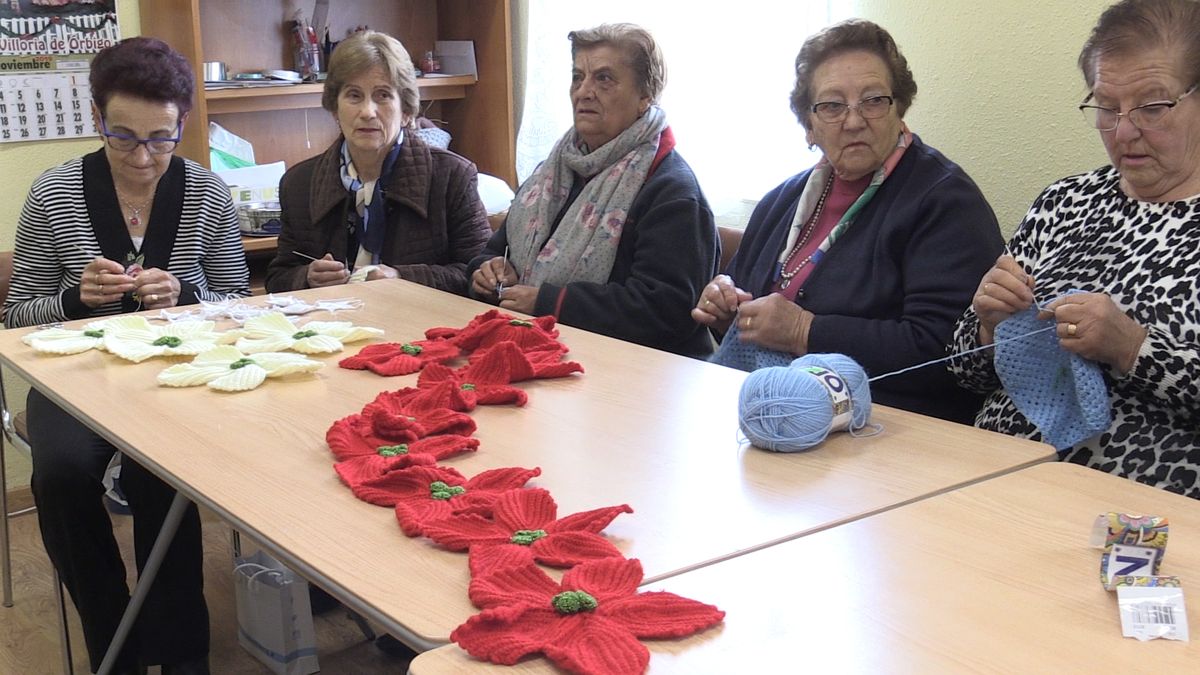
top-left (89, 37), bottom-right (194, 118)
top-left (1079, 0), bottom-right (1200, 89)
top-left (568, 23), bottom-right (666, 103)
top-left (323, 30), bottom-right (419, 128)
top-left (789, 19), bottom-right (917, 130)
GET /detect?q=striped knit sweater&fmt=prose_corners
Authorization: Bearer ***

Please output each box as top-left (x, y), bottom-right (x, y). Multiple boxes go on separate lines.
top-left (5, 150), bottom-right (250, 329)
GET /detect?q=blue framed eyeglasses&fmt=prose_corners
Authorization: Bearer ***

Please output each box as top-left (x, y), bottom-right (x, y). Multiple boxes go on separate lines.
top-left (99, 117), bottom-right (182, 154)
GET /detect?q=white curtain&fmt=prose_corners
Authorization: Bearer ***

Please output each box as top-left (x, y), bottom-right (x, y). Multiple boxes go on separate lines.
top-left (516, 1), bottom-right (835, 225)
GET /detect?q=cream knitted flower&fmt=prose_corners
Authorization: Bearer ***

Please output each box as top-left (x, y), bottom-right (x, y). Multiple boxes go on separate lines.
top-left (21, 320), bottom-right (110, 355)
top-left (157, 345), bottom-right (323, 392)
top-left (101, 316), bottom-right (228, 363)
top-left (234, 312), bottom-right (384, 355)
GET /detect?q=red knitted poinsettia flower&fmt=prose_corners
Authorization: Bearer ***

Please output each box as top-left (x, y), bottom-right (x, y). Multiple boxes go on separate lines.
top-left (420, 488), bottom-right (630, 569)
top-left (458, 341), bottom-right (584, 383)
top-left (426, 309), bottom-right (565, 354)
top-left (331, 433), bottom-right (480, 490)
top-left (338, 338), bottom-right (461, 376)
top-left (361, 391), bottom-right (478, 438)
top-left (414, 361), bottom-right (528, 412)
top-left (451, 556), bottom-right (725, 675)
top-left (355, 464), bottom-right (542, 531)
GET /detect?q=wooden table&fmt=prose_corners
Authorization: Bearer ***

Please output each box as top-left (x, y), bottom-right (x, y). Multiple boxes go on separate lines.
top-left (412, 462), bottom-right (1200, 673)
top-left (0, 280), bottom-right (1051, 650)
top-left (240, 234), bottom-right (277, 255)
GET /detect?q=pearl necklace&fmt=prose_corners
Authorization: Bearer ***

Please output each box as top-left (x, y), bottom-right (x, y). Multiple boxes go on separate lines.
top-left (779, 176), bottom-right (834, 289)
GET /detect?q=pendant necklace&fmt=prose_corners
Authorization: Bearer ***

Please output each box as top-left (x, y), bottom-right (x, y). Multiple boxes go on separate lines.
top-left (116, 190), bottom-right (154, 227)
top-left (779, 176), bottom-right (834, 290)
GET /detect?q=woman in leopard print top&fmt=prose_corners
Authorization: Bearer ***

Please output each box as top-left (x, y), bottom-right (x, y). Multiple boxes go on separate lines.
top-left (949, 0), bottom-right (1200, 498)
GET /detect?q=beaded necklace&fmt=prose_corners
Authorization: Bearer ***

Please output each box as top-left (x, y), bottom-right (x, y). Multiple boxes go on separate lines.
top-left (778, 176), bottom-right (833, 289)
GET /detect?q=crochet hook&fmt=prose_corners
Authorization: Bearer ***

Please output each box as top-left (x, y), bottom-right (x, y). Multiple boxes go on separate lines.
top-left (292, 250), bottom-right (322, 262)
top-left (496, 244), bottom-right (509, 299)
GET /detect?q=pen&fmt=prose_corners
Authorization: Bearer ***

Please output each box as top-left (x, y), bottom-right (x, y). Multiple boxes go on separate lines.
top-left (496, 245), bottom-right (508, 299)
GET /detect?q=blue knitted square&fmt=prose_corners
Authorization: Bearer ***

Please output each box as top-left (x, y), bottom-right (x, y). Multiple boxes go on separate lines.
top-left (993, 303), bottom-right (1111, 450)
top-left (710, 323), bottom-right (794, 371)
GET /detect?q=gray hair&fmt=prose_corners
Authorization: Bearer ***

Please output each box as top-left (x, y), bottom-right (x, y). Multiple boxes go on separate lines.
top-left (568, 23), bottom-right (666, 103)
top-left (1079, 0), bottom-right (1200, 88)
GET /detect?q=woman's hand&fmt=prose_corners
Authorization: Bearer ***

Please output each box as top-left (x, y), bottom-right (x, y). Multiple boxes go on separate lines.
top-left (1039, 293), bottom-right (1148, 373)
top-left (132, 268), bottom-right (181, 309)
top-left (365, 265), bottom-right (399, 281)
top-left (306, 254), bottom-right (350, 288)
top-left (80, 257), bottom-right (135, 308)
top-left (497, 285), bottom-right (538, 315)
top-left (471, 256), bottom-right (520, 302)
top-left (973, 255), bottom-right (1036, 345)
top-left (691, 274), bottom-right (752, 333)
top-left (733, 293), bottom-right (813, 355)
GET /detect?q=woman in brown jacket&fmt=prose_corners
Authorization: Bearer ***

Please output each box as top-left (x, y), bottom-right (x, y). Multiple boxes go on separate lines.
top-left (267, 30), bottom-right (491, 295)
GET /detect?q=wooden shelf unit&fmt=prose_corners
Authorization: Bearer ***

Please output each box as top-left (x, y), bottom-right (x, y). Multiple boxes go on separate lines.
top-left (139, 0), bottom-right (516, 186)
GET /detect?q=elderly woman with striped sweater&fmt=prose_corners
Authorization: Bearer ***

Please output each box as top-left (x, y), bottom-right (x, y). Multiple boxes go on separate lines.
top-left (4, 37), bottom-right (246, 675)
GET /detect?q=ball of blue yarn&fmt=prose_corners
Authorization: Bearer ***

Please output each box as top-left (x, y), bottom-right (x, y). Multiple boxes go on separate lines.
top-left (737, 354), bottom-right (873, 453)
top-left (791, 353), bottom-right (872, 428)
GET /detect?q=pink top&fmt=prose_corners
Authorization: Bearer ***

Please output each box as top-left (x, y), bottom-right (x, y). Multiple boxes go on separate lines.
top-left (773, 172), bottom-right (872, 302)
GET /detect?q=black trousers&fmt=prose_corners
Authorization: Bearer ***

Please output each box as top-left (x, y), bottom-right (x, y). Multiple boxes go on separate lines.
top-left (27, 388), bottom-right (209, 672)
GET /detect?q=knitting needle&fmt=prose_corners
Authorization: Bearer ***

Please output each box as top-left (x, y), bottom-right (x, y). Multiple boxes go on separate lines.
top-left (292, 250), bottom-right (322, 262)
top-left (496, 244), bottom-right (509, 299)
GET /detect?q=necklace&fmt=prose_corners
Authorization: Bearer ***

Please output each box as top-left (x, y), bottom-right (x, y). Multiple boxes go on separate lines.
top-left (779, 176), bottom-right (834, 289)
top-left (116, 190), bottom-right (154, 227)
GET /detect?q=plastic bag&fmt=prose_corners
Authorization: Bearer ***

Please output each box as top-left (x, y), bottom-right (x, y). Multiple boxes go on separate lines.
top-left (233, 550), bottom-right (319, 674)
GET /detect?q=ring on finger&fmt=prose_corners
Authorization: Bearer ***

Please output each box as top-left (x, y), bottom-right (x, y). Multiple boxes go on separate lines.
top-left (148, 293), bottom-right (159, 303)
top-left (99, 284), bottom-right (105, 294)
top-left (745, 316), bottom-right (752, 329)
top-left (1067, 323), bottom-right (1077, 337)
top-left (984, 282), bottom-right (992, 294)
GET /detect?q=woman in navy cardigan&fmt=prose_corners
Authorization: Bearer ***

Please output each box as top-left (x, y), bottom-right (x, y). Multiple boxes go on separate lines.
top-left (693, 19), bottom-right (1002, 423)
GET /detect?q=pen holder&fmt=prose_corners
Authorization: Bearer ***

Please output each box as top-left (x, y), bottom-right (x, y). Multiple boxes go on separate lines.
top-left (295, 43), bottom-right (321, 80)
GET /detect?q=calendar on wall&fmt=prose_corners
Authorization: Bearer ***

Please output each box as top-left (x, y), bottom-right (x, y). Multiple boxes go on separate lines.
top-left (0, 70), bottom-right (95, 142)
top-left (0, 0), bottom-right (120, 144)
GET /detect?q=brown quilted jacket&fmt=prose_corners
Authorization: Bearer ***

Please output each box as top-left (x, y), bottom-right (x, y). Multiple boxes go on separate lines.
top-left (266, 133), bottom-right (491, 295)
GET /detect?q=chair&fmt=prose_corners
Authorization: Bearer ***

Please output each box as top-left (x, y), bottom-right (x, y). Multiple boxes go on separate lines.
top-left (0, 249), bottom-right (35, 609)
top-left (0, 250), bottom-right (74, 673)
top-left (717, 225), bottom-right (744, 274)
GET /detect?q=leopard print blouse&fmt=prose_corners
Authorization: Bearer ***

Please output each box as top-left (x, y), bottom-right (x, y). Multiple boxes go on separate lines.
top-left (949, 165), bottom-right (1200, 498)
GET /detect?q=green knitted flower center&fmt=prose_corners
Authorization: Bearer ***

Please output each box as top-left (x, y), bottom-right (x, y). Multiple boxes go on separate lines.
top-left (510, 529), bottom-right (547, 546)
top-left (401, 343), bottom-right (423, 355)
top-left (508, 319), bottom-right (533, 327)
top-left (229, 358), bottom-right (256, 370)
top-left (292, 330), bottom-right (318, 339)
top-left (551, 590), bottom-right (598, 615)
top-left (460, 383), bottom-right (476, 391)
top-left (429, 481), bottom-right (466, 500)
top-left (377, 444), bottom-right (409, 457)
top-left (84, 329), bottom-right (104, 338)
top-left (152, 336), bottom-right (183, 347)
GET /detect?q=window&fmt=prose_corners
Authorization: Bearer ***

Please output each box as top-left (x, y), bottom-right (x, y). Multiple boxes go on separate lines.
top-left (517, 1), bottom-right (835, 226)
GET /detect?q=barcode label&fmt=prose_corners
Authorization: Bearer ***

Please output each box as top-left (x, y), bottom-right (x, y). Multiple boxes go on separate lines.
top-left (1117, 587), bottom-right (1190, 641)
top-left (1129, 603), bottom-right (1176, 625)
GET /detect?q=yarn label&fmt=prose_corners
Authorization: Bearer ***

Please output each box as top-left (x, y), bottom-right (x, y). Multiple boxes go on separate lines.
top-left (799, 366), bottom-right (852, 432)
top-left (1115, 580), bottom-right (1189, 641)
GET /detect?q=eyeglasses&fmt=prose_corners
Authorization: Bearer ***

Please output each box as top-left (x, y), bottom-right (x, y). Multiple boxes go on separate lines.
top-left (1079, 84), bottom-right (1197, 132)
top-left (99, 117), bottom-right (181, 154)
top-left (810, 95), bottom-right (895, 124)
